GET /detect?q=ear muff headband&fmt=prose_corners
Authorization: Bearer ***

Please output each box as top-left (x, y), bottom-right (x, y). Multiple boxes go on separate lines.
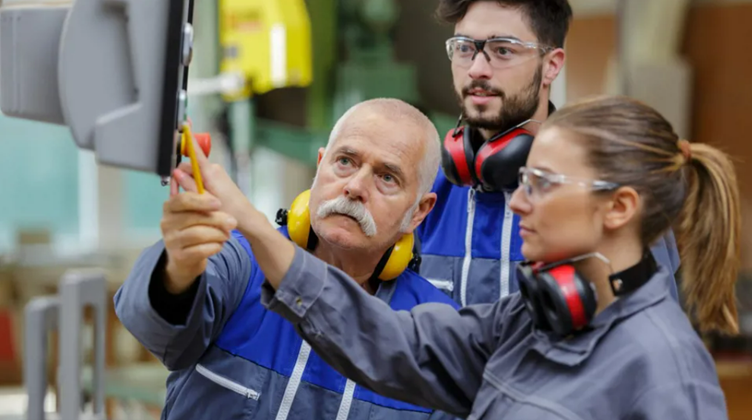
top-left (283, 189), bottom-right (414, 281)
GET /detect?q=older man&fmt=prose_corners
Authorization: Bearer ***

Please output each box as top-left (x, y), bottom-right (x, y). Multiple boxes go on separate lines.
top-left (114, 98), bottom-right (458, 420)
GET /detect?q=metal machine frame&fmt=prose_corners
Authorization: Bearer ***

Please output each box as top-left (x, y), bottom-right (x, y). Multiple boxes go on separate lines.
top-left (23, 271), bottom-right (108, 420)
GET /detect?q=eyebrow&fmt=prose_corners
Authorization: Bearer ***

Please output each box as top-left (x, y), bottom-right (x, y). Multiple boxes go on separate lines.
top-left (332, 146), bottom-right (406, 181)
top-left (333, 146), bottom-right (359, 158)
top-left (453, 33), bottom-right (523, 42)
top-left (382, 162), bottom-right (406, 181)
top-left (531, 164), bottom-right (556, 174)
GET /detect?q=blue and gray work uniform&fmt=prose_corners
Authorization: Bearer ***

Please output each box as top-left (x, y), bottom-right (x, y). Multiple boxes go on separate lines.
top-left (415, 107), bottom-right (681, 305)
top-left (114, 228), bottom-right (459, 420)
top-left (263, 245), bottom-right (728, 420)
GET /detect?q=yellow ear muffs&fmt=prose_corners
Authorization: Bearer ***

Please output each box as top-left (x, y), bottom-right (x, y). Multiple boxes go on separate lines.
top-left (286, 189), bottom-right (312, 249)
top-left (277, 189), bottom-right (416, 281)
top-left (376, 233), bottom-right (414, 281)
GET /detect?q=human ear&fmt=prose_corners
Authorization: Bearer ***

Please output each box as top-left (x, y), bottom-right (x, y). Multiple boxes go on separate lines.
top-left (542, 48), bottom-right (565, 88)
top-left (404, 193), bottom-right (437, 233)
top-left (317, 148), bottom-right (325, 166)
top-left (603, 186), bottom-right (640, 231)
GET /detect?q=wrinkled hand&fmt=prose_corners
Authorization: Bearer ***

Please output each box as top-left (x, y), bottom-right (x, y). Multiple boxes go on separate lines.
top-left (171, 127), bottom-right (295, 291)
top-left (160, 189), bottom-right (237, 294)
top-left (171, 133), bottom-right (254, 233)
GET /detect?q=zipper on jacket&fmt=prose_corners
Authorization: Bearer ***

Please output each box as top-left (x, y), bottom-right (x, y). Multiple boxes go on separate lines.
top-left (275, 340), bottom-right (312, 420)
top-left (460, 188), bottom-right (476, 307)
top-left (499, 191), bottom-right (514, 299)
top-left (195, 364), bottom-right (260, 400)
top-left (335, 379), bottom-right (356, 420)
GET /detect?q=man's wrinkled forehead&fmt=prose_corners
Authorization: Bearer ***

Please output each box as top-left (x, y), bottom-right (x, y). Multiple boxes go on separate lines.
top-left (331, 114), bottom-right (423, 179)
top-left (454, 2), bottom-right (536, 43)
top-left (334, 113), bottom-right (383, 140)
top-left (333, 112), bottom-right (419, 150)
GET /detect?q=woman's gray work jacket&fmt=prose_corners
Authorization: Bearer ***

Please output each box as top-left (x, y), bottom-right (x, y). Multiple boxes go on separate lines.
top-left (262, 245), bottom-right (727, 420)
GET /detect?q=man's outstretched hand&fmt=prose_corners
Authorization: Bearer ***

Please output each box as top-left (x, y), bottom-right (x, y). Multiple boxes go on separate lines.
top-left (161, 190), bottom-right (237, 294)
top-left (170, 133), bottom-right (296, 290)
top-left (171, 134), bottom-right (257, 233)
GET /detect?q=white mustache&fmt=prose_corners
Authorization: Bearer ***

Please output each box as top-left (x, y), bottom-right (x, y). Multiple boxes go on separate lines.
top-left (316, 196), bottom-right (377, 237)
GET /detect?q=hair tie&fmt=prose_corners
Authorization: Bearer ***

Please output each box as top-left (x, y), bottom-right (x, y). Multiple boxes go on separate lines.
top-left (677, 139), bottom-right (692, 163)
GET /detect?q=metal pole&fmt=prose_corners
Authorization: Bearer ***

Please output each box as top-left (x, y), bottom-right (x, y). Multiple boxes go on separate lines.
top-left (24, 297), bottom-right (59, 420)
top-left (58, 270), bottom-right (107, 420)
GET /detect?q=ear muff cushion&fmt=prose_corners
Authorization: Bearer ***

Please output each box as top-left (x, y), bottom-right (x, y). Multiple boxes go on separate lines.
top-left (516, 264), bottom-right (551, 331)
top-left (539, 264), bottom-right (593, 336)
top-left (441, 128), bottom-right (474, 186)
top-left (378, 233), bottom-right (414, 281)
top-left (287, 189), bottom-right (311, 248)
top-left (475, 128), bottom-right (534, 189)
top-left (549, 265), bottom-right (589, 330)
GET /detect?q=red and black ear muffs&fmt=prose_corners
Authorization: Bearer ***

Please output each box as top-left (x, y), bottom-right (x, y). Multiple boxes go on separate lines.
top-left (441, 125), bottom-right (478, 187)
top-left (517, 261), bottom-right (598, 337)
top-left (441, 123), bottom-right (535, 191)
top-left (516, 249), bottom-right (658, 337)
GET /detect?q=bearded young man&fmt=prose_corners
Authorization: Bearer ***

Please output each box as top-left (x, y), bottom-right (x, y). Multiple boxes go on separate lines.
top-left (415, 0), bottom-right (681, 305)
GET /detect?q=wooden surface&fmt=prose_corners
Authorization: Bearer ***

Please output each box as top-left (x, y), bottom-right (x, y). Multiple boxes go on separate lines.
top-left (717, 360), bottom-right (752, 420)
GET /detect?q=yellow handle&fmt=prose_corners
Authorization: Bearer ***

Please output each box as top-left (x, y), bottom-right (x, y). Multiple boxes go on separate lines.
top-left (182, 124), bottom-right (205, 194)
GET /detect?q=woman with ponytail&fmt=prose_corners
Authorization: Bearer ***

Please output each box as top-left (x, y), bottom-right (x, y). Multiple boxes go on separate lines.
top-left (536, 95), bottom-right (741, 336)
top-left (248, 95), bottom-right (741, 419)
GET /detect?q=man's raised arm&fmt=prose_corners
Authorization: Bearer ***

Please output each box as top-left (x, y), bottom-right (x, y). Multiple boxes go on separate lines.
top-left (115, 190), bottom-right (251, 371)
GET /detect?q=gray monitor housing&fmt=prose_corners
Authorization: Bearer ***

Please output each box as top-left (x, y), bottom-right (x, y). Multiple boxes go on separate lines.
top-left (0, 0), bottom-right (195, 177)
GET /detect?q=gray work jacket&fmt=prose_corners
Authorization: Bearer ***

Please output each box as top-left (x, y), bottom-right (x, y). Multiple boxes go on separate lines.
top-left (262, 245), bottom-right (728, 420)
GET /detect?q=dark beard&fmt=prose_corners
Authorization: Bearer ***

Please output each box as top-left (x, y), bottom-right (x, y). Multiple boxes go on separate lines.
top-left (456, 65), bottom-right (543, 133)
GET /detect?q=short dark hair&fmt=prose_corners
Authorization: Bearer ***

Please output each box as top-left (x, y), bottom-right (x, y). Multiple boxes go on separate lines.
top-left (436, 0), bottom-right (573, 48)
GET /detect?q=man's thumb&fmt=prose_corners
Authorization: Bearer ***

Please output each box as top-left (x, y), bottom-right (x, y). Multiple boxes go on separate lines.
top-left (174, 168), bottom-right (199, 193)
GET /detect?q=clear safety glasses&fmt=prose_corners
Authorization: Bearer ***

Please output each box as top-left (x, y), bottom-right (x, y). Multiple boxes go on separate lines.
top-left (518, 167), bottom-right (620, 200)
top-left (445, 36), bottom-right (552, 69)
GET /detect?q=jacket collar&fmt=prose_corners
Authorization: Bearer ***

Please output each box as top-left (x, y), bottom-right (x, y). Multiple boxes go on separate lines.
top-left (530, 265), bottom-right (674, 366)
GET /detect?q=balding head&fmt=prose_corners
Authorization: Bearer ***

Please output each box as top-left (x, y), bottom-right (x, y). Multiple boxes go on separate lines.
top-left (310, 98), bottom-right (440, 255)
top-left (322, 98), bottom-right (441, 197)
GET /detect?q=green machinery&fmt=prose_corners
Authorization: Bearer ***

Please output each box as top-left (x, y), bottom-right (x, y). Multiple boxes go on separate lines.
top-left (215, 0), bottom-right (456, 169)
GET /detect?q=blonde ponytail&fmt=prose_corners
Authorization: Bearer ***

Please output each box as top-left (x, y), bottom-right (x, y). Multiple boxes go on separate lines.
top-left (676, 142), bottom-right (742, 335)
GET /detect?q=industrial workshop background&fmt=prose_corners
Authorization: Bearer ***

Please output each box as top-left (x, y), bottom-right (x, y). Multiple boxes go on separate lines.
top-left (0, 0), bottom-right (750, 418)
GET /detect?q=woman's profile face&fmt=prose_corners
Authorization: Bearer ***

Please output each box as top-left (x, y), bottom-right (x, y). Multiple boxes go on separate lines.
top-left (509, 127), bottom-right (615, 263)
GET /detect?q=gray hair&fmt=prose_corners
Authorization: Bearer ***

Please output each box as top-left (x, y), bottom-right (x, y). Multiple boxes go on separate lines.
top-left (322, 98), bottom-right (441, 198)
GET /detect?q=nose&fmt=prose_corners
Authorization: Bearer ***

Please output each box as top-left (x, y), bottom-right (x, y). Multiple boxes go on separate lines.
top-left (509, 186), bottom-right (532, 216)
top-left (467, 52), bottom-right (493, 80)
top-left (343, 169), bottom-right (370, 202)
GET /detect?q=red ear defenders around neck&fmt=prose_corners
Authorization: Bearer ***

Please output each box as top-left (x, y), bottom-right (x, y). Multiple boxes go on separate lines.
top-left (517, 261), bottom-right (598, 337)
top-left (516, 250), bottom-right (658, 337)
top-left (441, 125), bottom-right (534, 191)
